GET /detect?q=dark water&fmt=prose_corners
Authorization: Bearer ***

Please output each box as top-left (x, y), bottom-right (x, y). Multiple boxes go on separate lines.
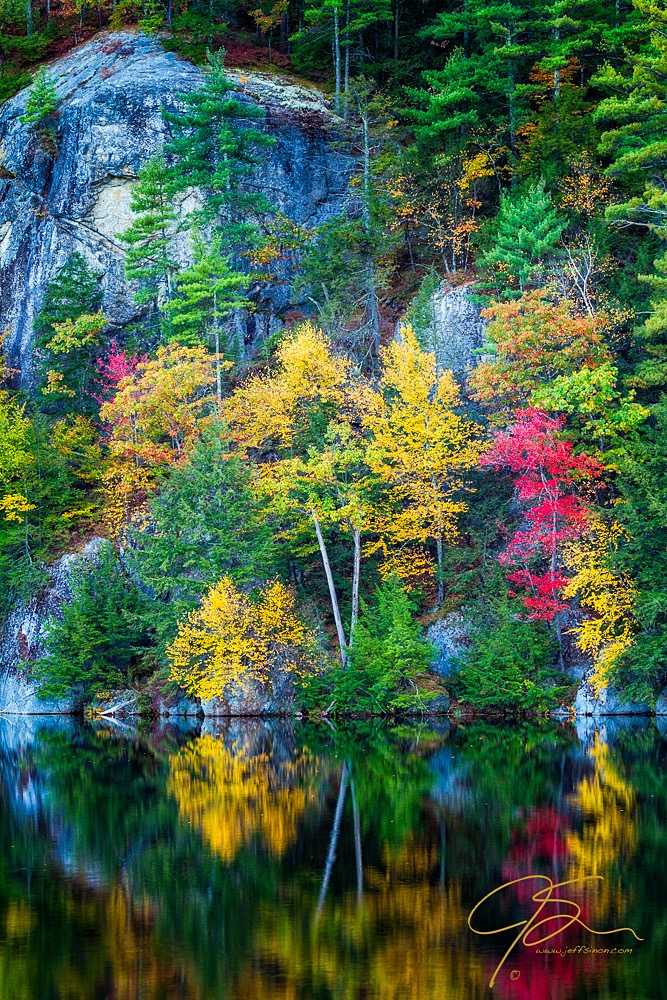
top-left (0, 715), bottom-right (665, 1000)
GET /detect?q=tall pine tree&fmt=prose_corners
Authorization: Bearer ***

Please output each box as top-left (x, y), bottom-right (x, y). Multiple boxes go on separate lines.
top-left (165, 232), bottom-right (248, 404)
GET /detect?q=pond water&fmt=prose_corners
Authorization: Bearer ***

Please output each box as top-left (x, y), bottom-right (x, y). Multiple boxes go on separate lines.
top-left (0, 714), bottom-right (664, 1000)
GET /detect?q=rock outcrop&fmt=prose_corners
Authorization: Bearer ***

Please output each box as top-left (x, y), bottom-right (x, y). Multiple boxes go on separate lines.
top-left (0, 538), bottom-right (104, 714)
top-left (574, 668), bottom-right (651, 717)
top-left (415, 282), bottom-right (486, 374)
top-left (426, 612), bottom-right (470, 679)
top-left (201, 665), bottom-right (295, 717)
top-left (0, 30), bottom-right (352, 384)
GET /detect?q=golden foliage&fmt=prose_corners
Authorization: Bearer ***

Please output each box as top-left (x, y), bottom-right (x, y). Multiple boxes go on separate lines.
top-left (168, 577), bottom-right (313, 700)
top-left (567, 735), bottom-right (636, 925)
top-left (363, 325), bottom-right (479, 583)
top-left (563, 518), bottom-right (638, 690)
top-left (226, 322), bottom-right (351, 453)
top-left (167, 735), bottom-right (317, 861)
top-left (0, 493), bottom-right (35, 523)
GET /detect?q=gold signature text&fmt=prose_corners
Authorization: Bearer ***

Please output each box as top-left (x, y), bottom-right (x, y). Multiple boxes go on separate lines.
top-left (468, 875), bottom-right (643, 988)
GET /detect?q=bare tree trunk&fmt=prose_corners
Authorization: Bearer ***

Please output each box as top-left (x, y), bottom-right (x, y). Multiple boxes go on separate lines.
top-left (213, 289), bottom-right (222, 411)
top-left (280, 9), bottom-right (289, 52)
top-left (394, 0), bottom-right (399, 60)
top-left (436, 535), bottom-right (444, 606)
top-left (349, 525), bottom-right (361, 644)
top-left (312, 511), bottom-right (348, 667)
top-left (344, 0), bottom-right (350, 113)
top-left (360, 107), bottom-right (380, 353)
top-left (333, 5), bottom-right (342, 113)
top-left (350, 771), bottom-right (363, 904)
top-left (316, 761), bottom-right (349, 919)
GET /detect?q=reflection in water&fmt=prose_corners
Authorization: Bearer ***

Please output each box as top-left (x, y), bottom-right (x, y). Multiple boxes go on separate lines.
top-left (0, 715), bottom-right (662, 999)
top-left (167, 733), bottom-right (318, 860)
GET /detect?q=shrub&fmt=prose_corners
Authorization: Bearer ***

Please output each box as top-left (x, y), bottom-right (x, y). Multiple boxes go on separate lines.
top-left (35, 544), bottom-right (155, 700)
top-left (20, 67), bottom-right (60, 153)
top-left (453, 599), bottom-right (564, 713)
top-left (299, 577), bottom-right (437, 715)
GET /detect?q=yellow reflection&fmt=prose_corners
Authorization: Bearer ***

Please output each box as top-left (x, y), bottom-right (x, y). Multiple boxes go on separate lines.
top-left (236, 831), bottom-right (488, 1000)
top-left (167, 734), bottom-right (317, 861)
top-left (567, 734), bottom-right (636, 921)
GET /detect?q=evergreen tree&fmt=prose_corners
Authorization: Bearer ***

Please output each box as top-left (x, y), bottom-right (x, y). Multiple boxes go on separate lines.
top-left (130, 434), bottom-right (277, 655)
top-left (596, 1), bottom-right (667, 393)
top-left (165, 232), bottom-right (248, 402)
top-left (455, 593), bottom-right (561, 713)
top-left (34, 254), bottom-right (105, 415)
top-left (292, 0), bottom-right (392, 112)
top-left (415, 0), bottom-right (540, 171)
top-left (35, 544), bottom-right (155, 700)
top-left (164, 48), bottom-right (274, 253)
top-left (119, 153), bottom-right (179, 313)
top-left (20, 66), bottom-right (59, 152)
top-left (35, 252), bottom-right (103, 339)
top-left (612, 400), bottom-right (667, 701)
top-left (481, 182), bottom-right (565, 292)
top-left (342, 576), bottom-right (436, 713)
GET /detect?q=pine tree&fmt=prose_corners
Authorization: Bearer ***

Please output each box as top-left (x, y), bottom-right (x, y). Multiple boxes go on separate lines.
top-left (35, 253), bottom-right (103, 339)
top-left (34, 254), bottom-right (105, 415)
top-left (164, 48), bottom-right (274, 253)
top-left (292, 0), bottom-right (392, 112)
top-left (344, 576), bottom-right (435, 712)
top-left (481, 183), bottom-right (565, 292)
top-left (119, 153), bottom-right (178, 312)
top-left (35, 544), bottom-right (154, 700)
top-left (415, 0), bottom-right (540, 172)
top-left (165, 232), bottom-right (248, 404)
top-left (20, 66), bottom-right (59, 153)
top-left (595, 0), bottom-right (667, 393)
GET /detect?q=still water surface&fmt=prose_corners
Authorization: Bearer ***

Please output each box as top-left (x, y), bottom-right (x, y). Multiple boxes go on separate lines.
top-left (0, 715), bottom-right (664, 1000)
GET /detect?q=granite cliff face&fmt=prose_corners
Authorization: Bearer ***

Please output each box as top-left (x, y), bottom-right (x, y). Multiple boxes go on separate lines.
top-left (0, 30), bottom-right (352, 383)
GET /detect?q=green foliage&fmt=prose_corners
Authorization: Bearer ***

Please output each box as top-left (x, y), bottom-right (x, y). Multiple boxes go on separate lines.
top-left (129, 434), bottom-right (277, 655)
top-left (454, 597), bottom-right (563, 713)
top-left (119, 153), bottom-right (178, 310)
top-left (480, 182), bottom-right (565, 293)
top-left (20, 66), bottom-right (59, 151)
top-left (35, 544), bottom-right (155, 700)
top-left (34, 254), bottom-right (105, 415)
top-left (35, 252), bottom-right (103, 340)
top-left (301, 577), bottom-right (437, 715)
top-left (165, 231), bottom-right (248, 360)
top-left (611, 400), bottom-right (667, 702)
top-left (163, 47), bottom-right (274, 250)
top-left (595, 1), bottom-right (667, 395)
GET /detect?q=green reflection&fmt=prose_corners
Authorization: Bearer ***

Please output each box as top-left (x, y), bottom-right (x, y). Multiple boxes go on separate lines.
top-left (0, 718), bottom-right (663, 1000)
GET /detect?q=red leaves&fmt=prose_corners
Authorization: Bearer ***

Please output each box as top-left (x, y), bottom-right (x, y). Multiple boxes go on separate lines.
top-left (482, 409), bottom-right (600, 620)
top-left (93, 340), bottom-right (145, 404)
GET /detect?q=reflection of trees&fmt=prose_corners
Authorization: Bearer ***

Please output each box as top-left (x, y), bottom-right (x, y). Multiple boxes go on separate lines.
top-left (233, 845), bottom-right (488, 1000)
top-left (167, 734), bottom-right (318, 861)
top-left (567, 733), bottom-right (637, 925)
top-left (1, 719), bottom-right (664, 1000)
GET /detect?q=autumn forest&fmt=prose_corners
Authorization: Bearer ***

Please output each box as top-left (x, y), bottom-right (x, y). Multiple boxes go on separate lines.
top-left (2, 0), bottom-right (667, 715)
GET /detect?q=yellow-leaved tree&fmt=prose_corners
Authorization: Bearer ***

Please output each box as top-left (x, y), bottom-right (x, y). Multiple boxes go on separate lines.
top-left (364, 325), bottom-right (480, 603)
top-left (227, 322), bottom-right (374, 666)
top-left (168, 577), bottom-right (314, 700)
top-left (562, 518), bottom-right (638, 691)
